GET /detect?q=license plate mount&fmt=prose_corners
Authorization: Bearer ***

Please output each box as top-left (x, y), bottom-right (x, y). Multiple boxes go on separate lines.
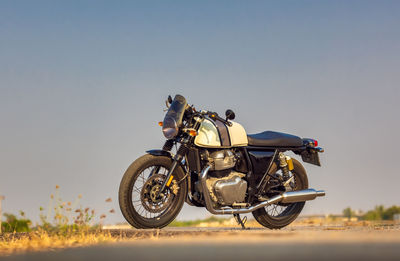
top-left (301, 149), bottom-right (321, 166)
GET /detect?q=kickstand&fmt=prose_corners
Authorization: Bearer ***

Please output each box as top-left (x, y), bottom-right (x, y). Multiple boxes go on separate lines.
top-left (233, 214), bottom-right (248, 230)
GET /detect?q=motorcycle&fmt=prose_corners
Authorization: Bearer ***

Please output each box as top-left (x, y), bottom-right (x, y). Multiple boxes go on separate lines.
top-left (119, 94), bottom-right (325, 229)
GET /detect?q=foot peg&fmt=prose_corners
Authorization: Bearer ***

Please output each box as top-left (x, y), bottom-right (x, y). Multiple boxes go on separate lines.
top-left (233, 214), bottom-right (248, 229)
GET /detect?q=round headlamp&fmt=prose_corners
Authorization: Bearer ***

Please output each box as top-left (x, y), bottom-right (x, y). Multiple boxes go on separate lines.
top-left (162, 116), bottom-right (179, 139)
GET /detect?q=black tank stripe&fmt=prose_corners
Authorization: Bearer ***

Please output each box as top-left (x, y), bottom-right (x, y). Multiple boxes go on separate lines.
top-left (215, 120), bottom-right (231, 147)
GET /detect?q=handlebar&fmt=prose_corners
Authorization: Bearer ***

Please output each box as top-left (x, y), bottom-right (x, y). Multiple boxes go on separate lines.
top-left (206, 111), bottom-right (232, 127)
top-left (186, 106), bottom-right (232, 126)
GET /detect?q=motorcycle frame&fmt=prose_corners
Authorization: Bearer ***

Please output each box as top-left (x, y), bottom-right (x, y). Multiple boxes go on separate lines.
top-left (147, 106), bottom-right (322, 207)
top-left (148, 141), bottom-right (313, 206)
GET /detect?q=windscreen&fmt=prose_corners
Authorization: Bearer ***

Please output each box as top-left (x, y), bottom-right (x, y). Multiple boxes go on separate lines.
top-left (164, 94), bottom-right (187, 128)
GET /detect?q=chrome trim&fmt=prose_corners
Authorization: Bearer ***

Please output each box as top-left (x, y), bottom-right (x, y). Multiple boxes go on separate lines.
top-left (283, 176), bottom-right (294, 187)
top-left (280, 189), bottom-right (326, 203)
top-left (200, 164), bottom-right (325, 215)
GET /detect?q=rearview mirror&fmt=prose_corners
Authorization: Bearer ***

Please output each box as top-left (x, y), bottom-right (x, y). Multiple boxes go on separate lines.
top-left (225, 109), bottom-right (235, 120)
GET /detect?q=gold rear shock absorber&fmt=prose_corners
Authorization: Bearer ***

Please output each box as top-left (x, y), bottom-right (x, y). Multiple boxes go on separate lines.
top-left (278, 152), bottom-right (294, 179)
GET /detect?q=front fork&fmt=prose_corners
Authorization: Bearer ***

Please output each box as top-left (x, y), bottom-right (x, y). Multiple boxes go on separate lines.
top-left (157, 116), bottom-right (202, 194)
top-left (148, 139), bottom-right (175, 178)
top-left (153, 130), bottom-right (199, 196)
top-left (158, 140), bottom-right (190, 193)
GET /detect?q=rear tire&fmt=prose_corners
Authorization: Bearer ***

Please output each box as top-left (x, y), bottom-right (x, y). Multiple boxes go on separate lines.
top-left (119, 154), bottom-right (187, 229)
top-left (252, 158), bottom-right (308, 229)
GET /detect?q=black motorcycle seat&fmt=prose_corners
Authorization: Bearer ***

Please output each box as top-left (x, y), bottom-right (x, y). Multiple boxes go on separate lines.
top-left (247, 131), bottom-right (303, 147)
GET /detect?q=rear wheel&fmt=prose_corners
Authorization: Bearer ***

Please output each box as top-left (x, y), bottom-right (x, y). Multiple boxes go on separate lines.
top-left (252, 158), bottom-right (308, 229)
top-left (119, 154), bottom-right (187, 229)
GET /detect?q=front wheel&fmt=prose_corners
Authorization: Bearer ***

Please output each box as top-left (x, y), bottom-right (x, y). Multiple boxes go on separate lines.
top-left (119, 154), bottom-right (188, 229)
top-left (252, 158), bottom-right (308, 229)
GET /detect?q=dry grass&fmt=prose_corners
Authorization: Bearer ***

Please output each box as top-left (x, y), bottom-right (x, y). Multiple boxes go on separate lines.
top-left (0, 185), bottom-right (123, 256)
top-left (0, 230), bottom-right (124, 256)
top-left (2, 221), bottom-right (400, 256)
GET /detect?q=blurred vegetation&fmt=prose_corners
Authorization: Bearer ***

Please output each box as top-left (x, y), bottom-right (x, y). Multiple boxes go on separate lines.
top-left (1, 211), bottom-right (31, 233)
top-left (37, 185), bottom-right (98, 233)
top-left (0, 186), bottom-right (114, 234)
top-left (168, 216), bottom-right (229, 227)
top-left (342, 207), bottom-right (356, 219)
top-left (343, 205), bottom-right (400, 221)
top-left (0, 186), bottom-right (119, 256)
top-left (362, 205), bottom-right (400, 221)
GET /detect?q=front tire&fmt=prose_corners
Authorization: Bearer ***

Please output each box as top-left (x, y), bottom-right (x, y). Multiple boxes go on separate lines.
top-left (119, 154), bottom-right (188, 229)
top-left (252, 158), bottom-right (308, 229)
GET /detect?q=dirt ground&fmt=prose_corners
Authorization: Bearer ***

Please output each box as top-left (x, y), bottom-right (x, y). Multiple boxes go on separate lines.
top-left (2, 224), bottom-right (400, 261)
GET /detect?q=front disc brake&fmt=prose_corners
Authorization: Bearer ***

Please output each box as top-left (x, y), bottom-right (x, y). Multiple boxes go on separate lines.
top-left (140, 174), bottom-right (173, 213)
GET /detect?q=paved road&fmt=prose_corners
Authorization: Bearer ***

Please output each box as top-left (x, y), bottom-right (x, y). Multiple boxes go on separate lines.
top-left (2, 226), bottom-right (400, 261)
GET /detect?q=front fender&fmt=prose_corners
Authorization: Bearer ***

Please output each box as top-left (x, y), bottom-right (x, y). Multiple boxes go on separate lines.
top-left (145, 149), bottom-right (187, 177)
top-left (146, 149), bottom-right (173, 158)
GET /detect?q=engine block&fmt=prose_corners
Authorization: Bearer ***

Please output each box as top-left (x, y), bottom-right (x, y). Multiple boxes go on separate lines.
top-left (206, 171), bottom-right (247, 206)
top-left (207, 149), bottom-right (236, 171)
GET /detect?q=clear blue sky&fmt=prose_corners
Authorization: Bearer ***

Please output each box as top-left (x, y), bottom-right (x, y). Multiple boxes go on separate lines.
top-left (1, 1), bottom-right (399, 224)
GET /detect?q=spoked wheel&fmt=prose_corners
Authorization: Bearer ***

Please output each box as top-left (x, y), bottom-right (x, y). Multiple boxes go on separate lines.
top-left (119, 154), bottom-right (187, 229)
top-left (252, 158), bottom-right (308, 229)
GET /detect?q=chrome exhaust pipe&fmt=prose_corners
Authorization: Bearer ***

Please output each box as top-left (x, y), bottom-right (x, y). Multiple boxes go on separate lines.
top-left (200, 165), bottom-right (325, 215)
top-left (280, 189), bottom-right (326, 203)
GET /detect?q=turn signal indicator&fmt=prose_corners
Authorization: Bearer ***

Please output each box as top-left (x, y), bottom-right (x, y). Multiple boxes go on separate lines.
top-left (189, 130), bottom-right (198, 136)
